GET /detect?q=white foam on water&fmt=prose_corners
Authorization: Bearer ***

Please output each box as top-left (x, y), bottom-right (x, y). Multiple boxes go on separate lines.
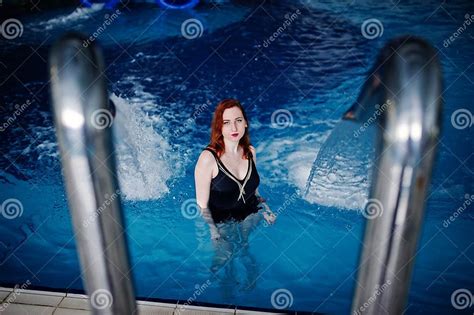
top-left (257, 113), bottom-right (373, 211)
top-left (256, 126), bottom-right (332, 189)
top-left (35, 141), bottom-right (59, 160)
top-left (111, 93), bottom-right (178, 201)
top-left (34, 4), bottom-right (105, 30)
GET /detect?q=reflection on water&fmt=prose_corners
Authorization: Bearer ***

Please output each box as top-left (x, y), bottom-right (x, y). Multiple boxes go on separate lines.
top-left (203, 212), bottom-right (262, 300)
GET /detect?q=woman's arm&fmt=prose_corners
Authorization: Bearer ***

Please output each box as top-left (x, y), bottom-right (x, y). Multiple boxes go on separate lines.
top-left (250, 146), bottom-right (276, 224)
top-left (250, 145), bottom-right (265, 201)
top-left (194, 150), bottom-right (220, 239)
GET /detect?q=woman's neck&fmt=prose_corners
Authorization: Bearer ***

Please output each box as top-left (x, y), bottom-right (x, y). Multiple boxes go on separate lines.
top-left (223, 139), bottom-right (240, 155)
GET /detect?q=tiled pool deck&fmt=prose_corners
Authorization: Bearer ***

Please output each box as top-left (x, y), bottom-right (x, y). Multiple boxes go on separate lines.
top-left (0, 287), bottom-right (289, 314)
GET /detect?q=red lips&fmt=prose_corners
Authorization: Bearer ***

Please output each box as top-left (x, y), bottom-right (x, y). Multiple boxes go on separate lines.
top-left (231, 133), bottom-right (239, 137)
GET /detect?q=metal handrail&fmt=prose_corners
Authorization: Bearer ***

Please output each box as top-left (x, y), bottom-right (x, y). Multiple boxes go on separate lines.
top-left (49, 33), bottom-right (136, 315)
top-left (344, 37), bottom-right (442, 314)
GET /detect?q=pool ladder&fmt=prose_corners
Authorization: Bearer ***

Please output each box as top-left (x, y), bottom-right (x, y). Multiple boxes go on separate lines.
top-left (343, 36), bottom-right (442, 314)
top-left (49, 34), bottom-right (441, 314)
top-left (50, 33), bottom-right (136, 314)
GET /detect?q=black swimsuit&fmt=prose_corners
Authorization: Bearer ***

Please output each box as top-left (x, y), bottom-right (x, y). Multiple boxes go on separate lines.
top-left (204, 147), bottom-right (261, 223)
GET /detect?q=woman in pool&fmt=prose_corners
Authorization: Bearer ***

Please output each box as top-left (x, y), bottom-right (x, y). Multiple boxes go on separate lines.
top-left (194, 99), bottom-right (276, 241)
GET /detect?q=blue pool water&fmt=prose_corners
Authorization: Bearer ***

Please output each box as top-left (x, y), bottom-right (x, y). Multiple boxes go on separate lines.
top-left (0, 1), bottom-right (473, 313)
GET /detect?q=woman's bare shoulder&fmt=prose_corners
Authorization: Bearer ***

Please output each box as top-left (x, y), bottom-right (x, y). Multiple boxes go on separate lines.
top-left (248, 145), bottom-right (257, 162)
top-left (197, 149), bottom-right (215, 166)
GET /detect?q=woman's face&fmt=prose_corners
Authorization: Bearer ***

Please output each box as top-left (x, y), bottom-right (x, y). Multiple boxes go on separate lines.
top-left (221, 106), bottom-right (247, 143)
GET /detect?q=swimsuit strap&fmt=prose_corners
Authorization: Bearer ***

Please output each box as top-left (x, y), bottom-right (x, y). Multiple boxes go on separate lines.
top-left (204, 147), bottom-right (218, 160)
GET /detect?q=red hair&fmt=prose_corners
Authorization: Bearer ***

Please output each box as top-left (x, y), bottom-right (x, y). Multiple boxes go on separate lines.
top-left (208, 99), bottom-right (251, 159)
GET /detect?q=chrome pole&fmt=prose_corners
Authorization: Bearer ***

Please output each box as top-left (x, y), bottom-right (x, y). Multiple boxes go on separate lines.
top-left (345, 37), bottom-right (442, 314)
top-left (49, 33), bottom-right (137, 315)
